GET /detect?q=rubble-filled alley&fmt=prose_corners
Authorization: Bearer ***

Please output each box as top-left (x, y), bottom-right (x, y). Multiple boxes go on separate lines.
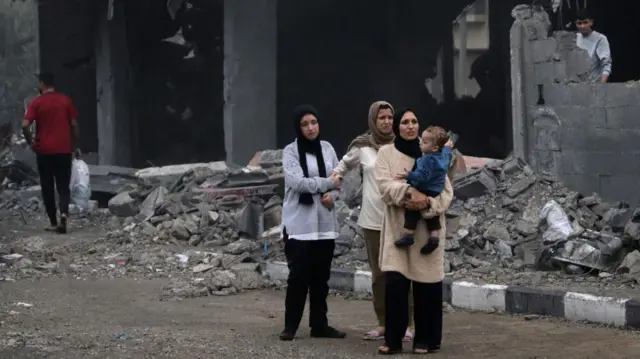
top-left (2, 130), bottom-right (640, 300)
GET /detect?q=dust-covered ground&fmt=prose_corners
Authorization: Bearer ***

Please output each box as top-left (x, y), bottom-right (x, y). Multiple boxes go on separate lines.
top-left (0, 279), bottom-right (639, 359)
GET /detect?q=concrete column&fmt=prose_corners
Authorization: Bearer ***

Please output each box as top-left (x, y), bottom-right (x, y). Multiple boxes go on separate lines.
top-left (223, 0), bottom-right (277, 165)
top-left (442, 23), bottom-right (455, 103)
top-left (95, 0), bottom-right (131, 166)
top-left (456, 16), bottom-right (468, 96)
top-left (509, 12), bottom-right (527, 160)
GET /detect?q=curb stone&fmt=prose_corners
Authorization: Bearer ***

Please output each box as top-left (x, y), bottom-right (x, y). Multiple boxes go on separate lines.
top-left (264, 261), bottom-right (640, 330)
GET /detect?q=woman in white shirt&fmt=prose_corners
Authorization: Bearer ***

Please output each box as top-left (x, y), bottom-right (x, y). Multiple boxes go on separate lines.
top-left (331, 101), bottom-right (414, 343)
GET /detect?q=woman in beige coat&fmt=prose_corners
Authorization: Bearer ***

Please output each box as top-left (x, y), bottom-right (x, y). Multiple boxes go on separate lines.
top-left (332, 101), bottom-right (414, 342)
top-left (374, 108), bottom-right (453, 355)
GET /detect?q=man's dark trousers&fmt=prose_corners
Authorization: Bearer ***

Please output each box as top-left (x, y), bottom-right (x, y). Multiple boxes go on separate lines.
top-left (36, 153), bottom-right (72, 226)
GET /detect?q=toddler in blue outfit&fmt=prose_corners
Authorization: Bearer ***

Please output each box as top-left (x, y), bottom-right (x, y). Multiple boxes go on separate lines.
top-left (394, 126), bottom-right (452, 255)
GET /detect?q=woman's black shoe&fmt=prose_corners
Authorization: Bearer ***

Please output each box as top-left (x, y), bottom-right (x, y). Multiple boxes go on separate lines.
top-left (310, 326), bottom-right (346, 339)
top-left (279, 329), bottom-right (296, 341)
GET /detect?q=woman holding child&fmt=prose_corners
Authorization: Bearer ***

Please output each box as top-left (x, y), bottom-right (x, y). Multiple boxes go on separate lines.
top-left (374, 108), bottom-right (453, 355)
top-left (332, 101), bottom-right (416, 343)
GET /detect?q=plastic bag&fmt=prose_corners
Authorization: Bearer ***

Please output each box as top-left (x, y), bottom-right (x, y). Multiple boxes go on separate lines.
top-left (69, 158), bottom-right (91, 210)
top-left (539, 200), bottom-right (572, 243)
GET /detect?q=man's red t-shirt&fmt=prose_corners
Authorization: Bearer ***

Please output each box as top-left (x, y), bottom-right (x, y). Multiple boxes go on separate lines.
top-left (24, 91), bottom-right (78, 155)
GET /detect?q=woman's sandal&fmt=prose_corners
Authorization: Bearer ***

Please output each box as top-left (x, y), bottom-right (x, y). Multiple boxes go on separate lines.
top-left (413, 346), bottom-right (440, 355)
top-left (363, 330), bottom-right (384, 341)
top-left (377, 345), bottom-right (403, 355)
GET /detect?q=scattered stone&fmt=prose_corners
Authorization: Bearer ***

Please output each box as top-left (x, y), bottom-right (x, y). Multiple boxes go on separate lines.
top-left (617, 251), bottom-right (640, 277)
top-left (192, 263), bottom-right (215, 273)
top-left (507, 175), bottom-right (536, 198)
top-left (483, 223), bottom-right (510, 243)
top-left (223, 239), bottom-right (259, 255)
top-left (108, 191), bottom-right (140, 217)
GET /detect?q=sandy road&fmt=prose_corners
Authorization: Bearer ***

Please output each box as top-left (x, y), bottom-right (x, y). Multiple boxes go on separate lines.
top-left (0, 278), bottom-right (638, 359)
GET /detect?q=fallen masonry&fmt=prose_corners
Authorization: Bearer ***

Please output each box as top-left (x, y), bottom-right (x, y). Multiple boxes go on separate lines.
top-left (2, 138), bottom-right (640, 299)
top-left (250, 149), bottom-right (640, 293)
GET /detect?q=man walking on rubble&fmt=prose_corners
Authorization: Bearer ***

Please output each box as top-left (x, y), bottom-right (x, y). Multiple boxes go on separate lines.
top-left (21, 72), bottom-right (82, 234)
top-left (575, 9), bottom-right (612, 83)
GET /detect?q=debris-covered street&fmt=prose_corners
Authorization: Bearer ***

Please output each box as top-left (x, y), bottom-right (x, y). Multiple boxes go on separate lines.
top-left (1, 280), bottom-right (639, 359)
top-left (3, 142), bottom-right (640, 299)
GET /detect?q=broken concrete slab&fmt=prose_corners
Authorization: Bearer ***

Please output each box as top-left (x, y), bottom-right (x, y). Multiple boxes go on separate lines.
top-left (135, 162), bottom-right (228, 182)
top-left (88, 165), bottom-right (138, 196)
top-left (507, 175), bottom-right (537, 198)
top-left (453, 167), bottom-right (498, 200)
top-left (108, 191), bottom-right (140, 217)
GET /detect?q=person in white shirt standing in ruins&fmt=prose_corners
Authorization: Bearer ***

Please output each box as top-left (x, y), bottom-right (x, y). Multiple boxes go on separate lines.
top-left (575, 9), bottom-right (612, 83)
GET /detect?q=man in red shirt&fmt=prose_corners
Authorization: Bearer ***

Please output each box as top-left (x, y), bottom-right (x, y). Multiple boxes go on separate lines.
top-left (22, 72), bottom-right (81, 234)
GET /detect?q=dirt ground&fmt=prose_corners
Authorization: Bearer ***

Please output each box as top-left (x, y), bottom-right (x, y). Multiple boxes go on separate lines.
top-left (0, 279), bottom-right (639, 359)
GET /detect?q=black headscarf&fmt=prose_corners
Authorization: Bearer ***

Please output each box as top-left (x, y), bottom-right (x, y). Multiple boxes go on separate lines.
top-left (293, 104), bottom-right (326, 205)
top-left (393, 108), bottom-right (422, 159)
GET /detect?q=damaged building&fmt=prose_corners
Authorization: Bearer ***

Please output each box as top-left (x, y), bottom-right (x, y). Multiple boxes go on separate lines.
top-left (4, 0), bottom-right (640, 309)
top-left (12, 0), bottom-right (640, 204)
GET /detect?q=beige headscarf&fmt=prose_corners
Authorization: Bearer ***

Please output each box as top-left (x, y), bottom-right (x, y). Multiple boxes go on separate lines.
top-left (347, 101), bottom-right (395, 151)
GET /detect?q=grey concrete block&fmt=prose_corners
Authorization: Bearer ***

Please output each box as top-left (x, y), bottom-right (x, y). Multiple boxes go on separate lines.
top-left (525, 85), bottom-right (540, 108)
top-left (453, 168), bottom-right (498, 200)
top-left (530, 38), bottom-right (557, 63)
top-left (561, 127), bottom-right (640, 152)
top-left (566, 49), bottom-right (591, 80)
top-left (552, 105), bottom-right (606, 129)
top-left (598, 174), bottom-right (640, 205)
top-left (603, 84), bottom-right (640, 107)
top-left (533, 62), bottom-right (554, 84)
top-left (560, 150), bottom-right (640, 176)
top-left (543, 84), bottom-right (603, 108)
top-left (553, 61), bottom-right (567, 82)
top-left (558, 173), bottom-right (600, 194)
top-left (605, 106), bottom-right (640, 129)
top-left (554, 31), bottom-right (578, 55)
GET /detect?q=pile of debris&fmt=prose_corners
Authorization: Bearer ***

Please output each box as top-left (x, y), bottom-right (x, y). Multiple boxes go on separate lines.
top-left (4, 138), bottom-right (640, 297)
top-left (100, 165), bottom-right (282, 298)
top-left (0, 124), bottom-right (39, 188)
top-left (248, 149), bottom-right (640, 289)
top-left (442, 157), bottom-right (640, 287)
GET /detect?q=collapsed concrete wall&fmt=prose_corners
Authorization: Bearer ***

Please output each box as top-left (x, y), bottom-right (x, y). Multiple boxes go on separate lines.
top-left (510, 5), bottom-right (640, 204)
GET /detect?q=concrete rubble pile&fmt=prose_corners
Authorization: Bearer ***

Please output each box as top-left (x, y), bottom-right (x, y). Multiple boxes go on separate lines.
top-left (0, 124), bottom-right (39, 188)
top-left (102, 164), bottom-right (285, 298)
top-left (0, 159), bottom-right (283, 299)
top-left (251, 149), bottom-right (640, 290)
top-left (445, 158), bottom-right (640, 284)
top-left (4, 143), bottom-right (640, 297)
